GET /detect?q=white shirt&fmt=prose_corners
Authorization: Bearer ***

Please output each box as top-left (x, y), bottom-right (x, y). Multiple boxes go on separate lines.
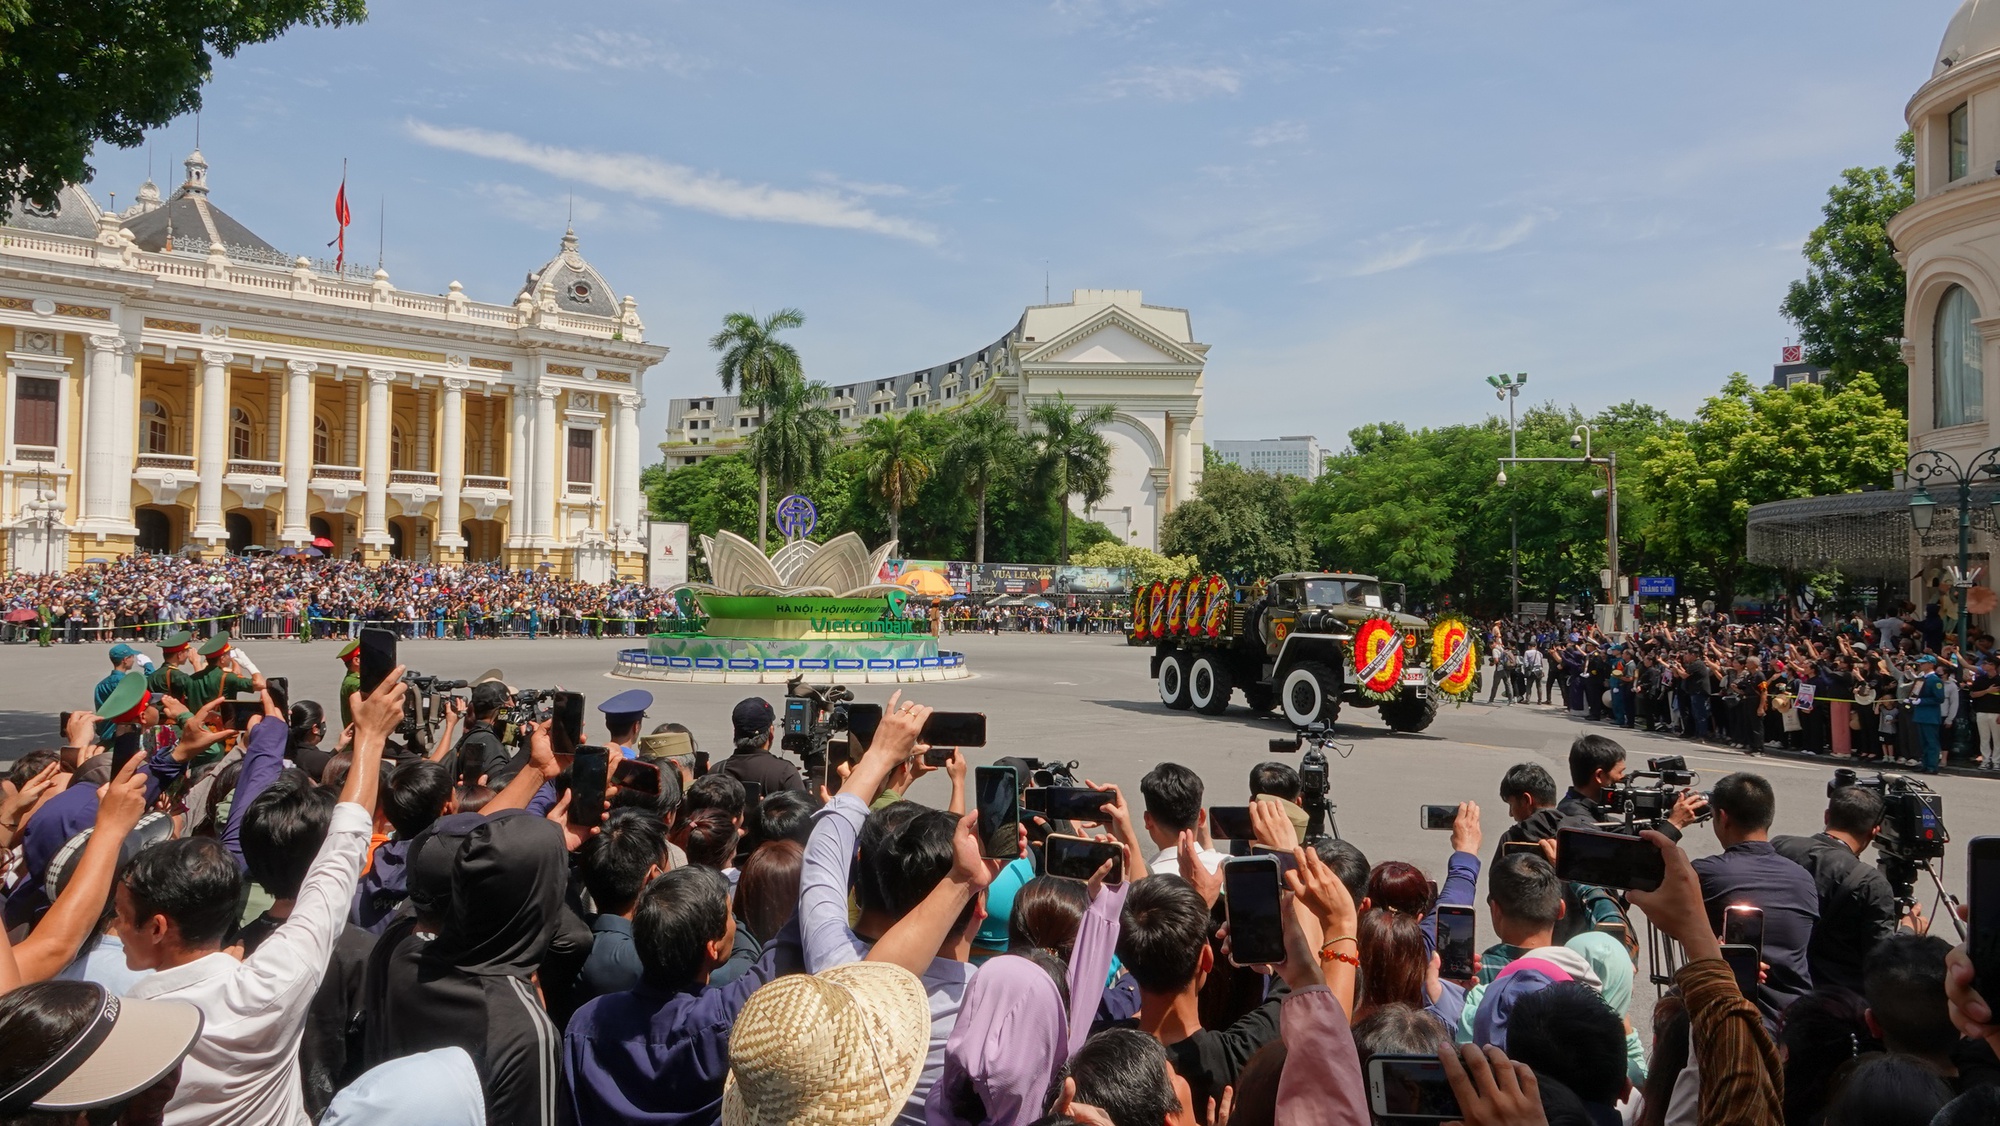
top-left (128, 802), bottom-right (371, 1126)
top-left (1150, 842), bottom-right (1226, 877)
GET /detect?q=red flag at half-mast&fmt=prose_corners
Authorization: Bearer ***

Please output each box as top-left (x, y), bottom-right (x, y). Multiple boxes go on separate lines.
top-left (328, 166), bottom-right (352, 271)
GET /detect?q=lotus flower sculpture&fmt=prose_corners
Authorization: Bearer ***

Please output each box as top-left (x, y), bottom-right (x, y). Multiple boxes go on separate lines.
top-left (673, 530), bottom-right (906, 598)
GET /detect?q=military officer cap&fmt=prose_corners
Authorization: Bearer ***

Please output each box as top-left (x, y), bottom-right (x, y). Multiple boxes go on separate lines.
top-left (337, 639), bottom-right (361, 660)
top-left (159, 630), bottom-right (193, 654)
top-left (197, 635), bottom-right (230, 659)
top-left (98, 672), bottom-right (152, 724)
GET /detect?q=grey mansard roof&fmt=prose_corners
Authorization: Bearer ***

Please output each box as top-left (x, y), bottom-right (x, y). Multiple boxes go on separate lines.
top-left (519, 228), bottom-right (620, 317)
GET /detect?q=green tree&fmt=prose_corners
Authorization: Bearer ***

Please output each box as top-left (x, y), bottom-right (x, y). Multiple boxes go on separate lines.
top-left (1028, 393), bottom-right (1115, 563)
top-left (1638, 373), bottom-right (1905, 609)
top-left (943, 403), bottom-right (1023, 563)
top-left (644, 453), bottom-right (759, 574)
top-left (1074, 541), bottom-right (1201, 584)
top-left (747, 372), bottom-right (840, 507)
top-left (1161, 459), bottom-right (1315, 577)
top-left (860, 411), bottom-right (933, 548)
top-left (709, 308), bottom-right (805, 550)
top-left (0, 1), bottom-right (367, 208)
top-left (1781, 133), bottom-right (1915, 411)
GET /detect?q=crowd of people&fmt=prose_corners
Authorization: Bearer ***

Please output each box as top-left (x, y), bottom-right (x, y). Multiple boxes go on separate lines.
top-left (942, 605), bottom-right (1127, 635)
top-left (2, 636), bottom-right (1997, 1126)
top-left (1481, 605), bottom-right (2000, 774)
top-left (0, 555), bottom-right (693, 641)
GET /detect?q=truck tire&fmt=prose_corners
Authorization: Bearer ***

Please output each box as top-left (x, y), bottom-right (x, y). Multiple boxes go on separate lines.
top-left (1380, 691), bottom-right (1439, 733)
top-left (1158, 650), bottom-right (1193, 710)
top-left (1189, 654), bottom-right (1234, 715)
top-left (1242, 683), bottom-right (1277, 714)
top-left (1279, 662), bottom-right (1340, 727)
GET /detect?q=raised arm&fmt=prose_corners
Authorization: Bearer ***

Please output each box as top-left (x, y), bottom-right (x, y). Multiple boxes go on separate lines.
top-left (11, 757), bottom-right (147, 982)
top-left (865, 811), bottom-right (990, 975)
top-left (221, 696), bottom-right (289, 865)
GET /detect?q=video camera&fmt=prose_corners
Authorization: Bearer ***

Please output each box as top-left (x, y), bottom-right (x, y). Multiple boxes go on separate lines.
top-left (389, 671), bottom-right (470, 751)
top-left (1830, 767), bottom-right (1948, 905)
top-left (1603, 754), bottom-right (1711, 830)
top-left (1016, 757), bottom-right (1081, 789)
top-left (781, 677), bottom-right (853, 783)
top-left (1270, 723), bottom-right (1340, 842)
top-left (498, 688), bottom-right (561, 747)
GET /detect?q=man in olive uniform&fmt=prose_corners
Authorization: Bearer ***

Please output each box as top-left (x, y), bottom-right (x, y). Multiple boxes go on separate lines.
top-left (184, 633), bottom-right (258, 711)
top-left (336, 638), bottom-right (363, 728)
top-left (148, 630), bottom-right (197, 701)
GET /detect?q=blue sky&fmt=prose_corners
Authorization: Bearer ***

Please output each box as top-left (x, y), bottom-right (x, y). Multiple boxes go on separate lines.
top-left (83, 0), bottom-right (1952, 455)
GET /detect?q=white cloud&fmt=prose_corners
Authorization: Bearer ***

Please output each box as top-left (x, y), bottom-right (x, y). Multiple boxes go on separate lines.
top-left (526, 29), bottom-right (705, 76)
top-left (1104, 64), bottom-right (1241, 101)
top-left (408, 122), bottom-right (941, 246)
top-left (473, 183), bottom-right (607, 226)
top-left (1246, 120), bottom-right (1308, 147)
top-left (1346, 213), bottom-right (1548, 277)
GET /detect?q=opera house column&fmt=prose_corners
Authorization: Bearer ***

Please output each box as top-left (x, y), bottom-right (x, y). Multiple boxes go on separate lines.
top-left (507, 388), bottom-right (531, 555)
top-left (192, 350), bottom-right (232, 544)
top-left (437, 376), bottom-right (468, 561)
top-left (1168, 410), bottom-right (1194, 508)
top-left (281, 359), bottom-right (315, 545)
top-left (361, 368), bottom-right (394, 559)
top-left (612, 392), bottom-right (641, 549)
top-left (77, 334), bottom-right (126, 535)
top-left (531, 383), bottom-right (558, 548)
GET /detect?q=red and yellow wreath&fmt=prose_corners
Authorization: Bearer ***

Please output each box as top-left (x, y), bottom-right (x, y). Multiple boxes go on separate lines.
top-left (1429, 615), bottom-right (1479, 702)
top-left (1349, 616), bottom-right (1407, 701)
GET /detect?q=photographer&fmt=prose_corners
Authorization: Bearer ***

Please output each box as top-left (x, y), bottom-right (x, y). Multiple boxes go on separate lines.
top-left (1556, 735), bottom-right (1700, 841)
top-left (451, 681), bottom-right (510, 787)
top-left (717, 698), bottom-right (807, 797)
top-left (1691, 772), bottom-right (1818, 1027)
top-left (1770, 785), bottom-right (1903, 993)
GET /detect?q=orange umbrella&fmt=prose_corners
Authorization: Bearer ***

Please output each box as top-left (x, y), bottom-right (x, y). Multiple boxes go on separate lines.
top-left (897, 570), bottom-right (954, 597)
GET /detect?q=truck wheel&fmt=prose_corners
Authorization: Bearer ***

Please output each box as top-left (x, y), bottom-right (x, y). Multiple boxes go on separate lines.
top-left (1189, 655), bottom-right (1234, 714)
top-left (1242, 684), bottom-right (1277, 714)
top-left (1381, 691), bottom-right (1439, 733)
top-left (1158, 651), bottom-right (1193, 710)
top-left (1279, 662), bottom-right (1340, 726)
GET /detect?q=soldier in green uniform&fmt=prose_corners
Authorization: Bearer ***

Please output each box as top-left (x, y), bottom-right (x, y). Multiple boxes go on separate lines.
top-left (337, 638), bottom-right (363, 729)
top-left (183, 634), bottom-right (258, 712)
top-left (147, 630), bottom-right (198, 702)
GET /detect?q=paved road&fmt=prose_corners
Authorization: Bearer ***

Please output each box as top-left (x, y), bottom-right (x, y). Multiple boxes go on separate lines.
top-left (8, 630), bottom-right (1993, 1034)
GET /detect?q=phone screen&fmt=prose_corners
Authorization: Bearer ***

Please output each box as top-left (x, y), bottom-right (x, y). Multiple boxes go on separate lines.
top-left (223, 699), bottom-right (262, 731)
top-left (923, 746), bottom-right (955, 767)
top-left (266, 676), bottom-right (289, 719)
top-left (357, 627), bottom-right (397, 696)
top-left (1970, 836), bottom-right (2000, 1003)
top-left (1029, 787), bottom-right (1115, 823)
top-left (1223, 856), bottom-right (1286, 966)
top-left (1367, 1055), bottom-right (1461, 1121)
top-left (552, 692), bottom-right (585, 754)
top-left (920, 711), bottom-right (987, 747)
top-left (974, 766), bottom-right (1019, 859)
top-left (1422, 804), bottom-right (1457, 830)
top-left (845, 703), bottom-right (883, 751)
top-left (1437, 904), bottom-right (1478, 980)
top-left (1555, 827), bottom-right (1665, 892)
top-left (741, 779), bottom-right (766, 818)
top-left (1501, 840), bottom-right (1544, 857)
top-left (109, 729), bottom-right (144, 779)
top-left (612, 758), bottom-right (661, 795)
top-left (1045, 834), bottom-right (1122, 883)
top-left (1208, 805), bottom-right (1255, 841)
top-left (1721, 943), bottom-right (1761, 996)
top-left (568, 746), bottom-right (609, 829)
top-left (1723, 906), bottom-right (1765, 952)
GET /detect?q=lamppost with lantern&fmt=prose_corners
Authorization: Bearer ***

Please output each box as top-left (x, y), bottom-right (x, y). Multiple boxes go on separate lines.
top-left (1904, 446), bottom-right (2000, 648)
top-left (1487, 372), bottom-right (1526, 618)
top-left (1497, 423), bottom-right (1620, 632)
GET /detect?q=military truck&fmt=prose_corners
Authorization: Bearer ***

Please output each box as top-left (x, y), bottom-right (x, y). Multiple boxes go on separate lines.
top-left (1127, 571), bottom-right (1439, 733)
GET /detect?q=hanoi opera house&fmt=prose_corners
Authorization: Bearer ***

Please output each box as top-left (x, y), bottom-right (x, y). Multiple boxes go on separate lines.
top-left (0, 151), bottom-right (666, 578)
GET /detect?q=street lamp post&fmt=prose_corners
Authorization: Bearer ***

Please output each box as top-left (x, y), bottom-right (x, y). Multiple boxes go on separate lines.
top-left (24, 466), bottom-right (65, 575)
top-left (1497, 423), bottom-right (1620, 632)
top-left (1486, 372), bottom-right (1526, 618)
top-left (1905, 446), bottom-right (2000, 648)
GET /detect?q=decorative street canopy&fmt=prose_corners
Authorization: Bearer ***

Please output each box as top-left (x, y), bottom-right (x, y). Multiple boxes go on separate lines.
top-left (1746, 485), bottom-right (2000, 577)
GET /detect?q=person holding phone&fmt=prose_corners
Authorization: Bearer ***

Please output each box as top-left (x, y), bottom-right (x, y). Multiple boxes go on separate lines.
top-left (451, 682), bottom-right (512, 788)
top-left (1691, 773), bottom-right (1819, 1029)
top-left (716, 698), bottom-right (806, 798)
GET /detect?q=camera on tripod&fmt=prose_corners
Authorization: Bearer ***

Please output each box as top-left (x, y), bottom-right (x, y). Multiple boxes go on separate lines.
top-left (388, 671), bottom-right (469, 750)
top-left (781, 677), bottom-right (854, 757)
top-left (497, 688), bottom-right (560, 746)
top-left (1270, 723), bottom-right (1338, 841)
top-left (1830, 767), bottom-right (1948, 905)
top-left (1603, 754), bottom-right (1711, 829)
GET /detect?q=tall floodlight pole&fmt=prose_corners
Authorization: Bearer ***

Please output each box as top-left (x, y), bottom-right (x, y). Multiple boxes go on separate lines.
top-left (1486, 373), bottom-right (1526, 618)
top-left (1497, 422), bottom-right (1621, 633)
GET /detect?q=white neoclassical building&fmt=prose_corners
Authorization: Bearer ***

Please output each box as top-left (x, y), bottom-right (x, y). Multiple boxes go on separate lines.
top-left (0, 152), bottom-right (666, 577)
top-left (664, 289), bottom-right (1207, 550)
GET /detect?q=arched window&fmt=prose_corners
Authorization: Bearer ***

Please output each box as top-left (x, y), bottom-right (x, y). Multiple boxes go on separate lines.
top-left (141, 400), bottom-right (169, 454)
top-left (313, 415), bottom-right (331, 465)
top-left (230, 407), bottom-right (253, 459)
top-left (1937, 285), bottom-right (1985, 428)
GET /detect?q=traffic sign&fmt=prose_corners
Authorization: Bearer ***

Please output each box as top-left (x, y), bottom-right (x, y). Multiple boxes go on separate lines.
top-left (1636, 576), bottom-right (1676, 598)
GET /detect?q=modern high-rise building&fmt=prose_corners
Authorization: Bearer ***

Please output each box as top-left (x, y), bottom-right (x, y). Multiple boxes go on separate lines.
top-left (1210, 436), bottom-right (1325, 479)
top-left (0, 152), bottom-right (667, 577)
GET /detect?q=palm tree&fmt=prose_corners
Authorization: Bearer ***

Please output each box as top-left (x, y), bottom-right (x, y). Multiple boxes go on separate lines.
top-left (749, 372), bottom-right (841, 507)
top-left (860, 411), bottom-right (933, 548)
top-left (1029, 392), bottom-right (1116, 563)
top-left (943, 403), bottom-right (1022, 564)
top-left (710, 308), bottom-right (805, 551)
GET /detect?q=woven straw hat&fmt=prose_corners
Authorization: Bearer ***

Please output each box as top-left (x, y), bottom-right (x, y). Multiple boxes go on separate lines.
top-left (722, 962), bottom-right (931, 1126)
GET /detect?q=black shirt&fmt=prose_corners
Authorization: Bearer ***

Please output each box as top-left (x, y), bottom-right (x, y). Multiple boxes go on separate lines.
top-left (1770, 832), bottom-right (1900, 994)
top-left (1163, 992), bottom-right (1284, 1115)
top-left (1693, 840), bottom-right (1819, 1027)
top-left (453, 720), bottom-right (509, 786)
top-left (1972, 674), bottom-right (2000, 715)
top-left (717, 747), bottom-right (807, 797)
